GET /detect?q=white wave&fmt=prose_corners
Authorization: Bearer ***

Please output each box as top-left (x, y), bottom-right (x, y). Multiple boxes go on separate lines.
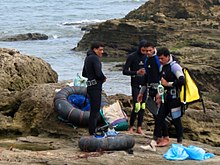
top-left (52, 35), bottom-right (58, 39)
top-left (62, 19), bottom-right (106, 26)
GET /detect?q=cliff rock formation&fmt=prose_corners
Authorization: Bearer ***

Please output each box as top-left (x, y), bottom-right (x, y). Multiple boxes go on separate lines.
top-left (75, 0), bottom-right (220, 94)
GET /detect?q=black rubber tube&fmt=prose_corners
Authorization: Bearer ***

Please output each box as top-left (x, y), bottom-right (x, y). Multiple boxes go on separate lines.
top-left (78, 134), bottom-right (135, 152)
top-left (54, 86), bottom-right (108, 127)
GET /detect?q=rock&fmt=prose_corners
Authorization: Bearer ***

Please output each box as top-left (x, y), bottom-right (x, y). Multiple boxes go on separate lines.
top-left (1, 82), bottom-right (219, 147)
top-left (0, 33), bottom-right (48, 41)
top-left (0, 134), bottom-right (219, 165)
top-left (0, 48), bottom-right (58, 134)
top-left (125, 0), bottom-right (220, 21)
top-left (0, 48), bottom-right (58, 91)
top-left (0, 0), bottom-right (220, 162)
top-left (12, 83), bottom-right (68, 134)
top-left (74, 0), bottom-right (220, 95)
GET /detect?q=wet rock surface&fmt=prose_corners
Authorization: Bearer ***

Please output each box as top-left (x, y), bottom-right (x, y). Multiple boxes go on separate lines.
top-left (0, 0), bottom-right (220, 163)
top-left (0, 132), bottom-right (220, 165)
top-left (0, 33), bottom-right (48, 41)
top-left (0, 47), bottom-right (219, 164)
top-left (75, 0), bottom-right (220, 94)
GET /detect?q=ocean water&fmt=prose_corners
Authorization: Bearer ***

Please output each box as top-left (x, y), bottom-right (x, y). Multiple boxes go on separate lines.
top-left (0, 0), bottom-right (147, 95)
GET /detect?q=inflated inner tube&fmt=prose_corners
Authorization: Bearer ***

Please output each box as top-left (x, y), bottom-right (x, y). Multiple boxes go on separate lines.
top-left (78, 134), bottom-right (135, 152)
top-left (54, 86), bottom-right (108, 127)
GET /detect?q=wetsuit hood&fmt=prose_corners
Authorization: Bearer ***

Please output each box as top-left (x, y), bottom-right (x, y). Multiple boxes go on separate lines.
top-left (137, 39), bottom-right (148, 55)
top-left (86, 49), bottom-right (94, 56)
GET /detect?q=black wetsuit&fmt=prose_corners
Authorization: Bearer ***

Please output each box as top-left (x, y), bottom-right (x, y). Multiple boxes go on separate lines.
top-left (144, 55), bottom-right (169, 139)
top-left (158, 61), bottom-right (185, 143)
top-left (123, 51), bottom-right (147, 128)
top-left (82, 50), bottom-right (106, 135)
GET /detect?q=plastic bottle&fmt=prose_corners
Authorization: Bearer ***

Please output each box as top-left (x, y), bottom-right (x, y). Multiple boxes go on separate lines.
top-left (157, 81), bottom-right (165, 103)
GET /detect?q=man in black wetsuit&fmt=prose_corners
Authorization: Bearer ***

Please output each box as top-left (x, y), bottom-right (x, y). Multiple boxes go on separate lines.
top-left (82, 42), bottom-right (106, 135)
top-left (123, 40), bottom-right (148, 134)
top-left (157, 47), bottom-right (185, 144)
top-left (137, 42), bottom-right (170, 147)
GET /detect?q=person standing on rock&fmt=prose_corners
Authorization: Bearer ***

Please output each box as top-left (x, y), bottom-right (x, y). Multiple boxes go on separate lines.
top-left (157, 47), bottom-right (185, 144)
top-left (122, 39), bottom-right (148, 134)
top-left (82, 42), bottom-right (107, 135)
top-left (137, 42), bottom-right (170, 147)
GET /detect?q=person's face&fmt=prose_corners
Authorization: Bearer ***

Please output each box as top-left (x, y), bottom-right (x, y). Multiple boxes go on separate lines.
top-left (158, 54), bottom-right (170, 65)
top-left (94, 47), bottom-right (104, 57)
top-left (141, 46), bottom-right (154, 57)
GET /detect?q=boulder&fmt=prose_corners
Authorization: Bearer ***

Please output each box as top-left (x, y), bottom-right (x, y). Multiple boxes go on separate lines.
top-left (0, 48), bottom-right (58, 91)
top-left (0, 48), bottom-right (58, 135)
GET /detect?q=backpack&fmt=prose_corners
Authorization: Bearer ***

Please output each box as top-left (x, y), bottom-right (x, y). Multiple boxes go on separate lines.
top-left (178, 67), bottom-right (206, 113)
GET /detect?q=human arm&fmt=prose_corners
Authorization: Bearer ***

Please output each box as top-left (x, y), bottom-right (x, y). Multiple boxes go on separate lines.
top-left (93, 56), bottom-right (106, 82)
top-left (122, 55), bottom-right (138, 76)
top-left (123, 57), bottom-right (145, 76)
top-left (82, 59), bottom-right (87, 78)
top-left (161, 63), bottom-right (185, 87)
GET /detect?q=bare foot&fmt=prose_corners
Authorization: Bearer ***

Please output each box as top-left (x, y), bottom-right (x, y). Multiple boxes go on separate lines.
top-left (156, 137), bottom-right (170, 147)
top-left (136, 130), bottom-right (144, 135)
top-left (137, 127), bottom-right (144, 135)
top-left (128, 127), bottom-right (134, 134)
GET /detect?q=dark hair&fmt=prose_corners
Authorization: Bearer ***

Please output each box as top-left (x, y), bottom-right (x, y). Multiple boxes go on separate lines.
top-left (157, 47), bottom-right (170, 57)
top-left (91, 42), bottom-right (104, 50)
top-left (145, 42), bottom-right (155, 48)
top-left (138, 40), bottom-right (155, 53)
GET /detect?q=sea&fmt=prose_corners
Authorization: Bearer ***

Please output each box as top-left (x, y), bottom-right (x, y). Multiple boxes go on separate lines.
top-left (0, 0), bottom-right (148, 95)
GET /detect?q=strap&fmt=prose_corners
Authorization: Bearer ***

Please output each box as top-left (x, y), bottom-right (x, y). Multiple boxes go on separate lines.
top-left (154, 55), bottom-right (161, 71)
top-left (144, 56), bottom-right (161, 75)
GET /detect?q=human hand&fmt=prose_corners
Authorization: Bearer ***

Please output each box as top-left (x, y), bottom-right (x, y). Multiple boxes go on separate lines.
top-left (137, 93), bottom-right (143, 102)
top-left (161, 77), bottom-right (168, 86)
top-left (155, 93), bottom-right (162, 105)
top-left (137, 68), bottom-right (145, 75)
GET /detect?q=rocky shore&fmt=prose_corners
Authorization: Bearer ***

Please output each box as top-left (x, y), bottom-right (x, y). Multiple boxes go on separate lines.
top-left (0, 47), bottom-right (220, 164)
top-left (0, 0), bottom-right (220, 164)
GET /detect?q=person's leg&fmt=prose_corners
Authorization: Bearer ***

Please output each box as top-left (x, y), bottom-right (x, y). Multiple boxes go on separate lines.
top-left (172, 117), bottom-right (183, 143)
top-left (156, 103), bottom-right (170, 147)
top-left (129, 86), bottom-right (139, 133)
top-left (137, 109), bottom-right (144, 134)
top-left (87, 88), bottom-right (102, 135)
top-left (132, 86), bottom-right (145, 134)
top-left (153, 104), bottom-right (164, 141)
top-left (129, 110), bottom-right (136, 133)
top-left (170, 99), bottom-right (183, 143)
top-left (137, 89), bottom-right (148, 134)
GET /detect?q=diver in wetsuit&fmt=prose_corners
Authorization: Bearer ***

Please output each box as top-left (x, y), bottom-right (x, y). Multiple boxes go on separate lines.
top-left (123, 39), bottom-right (148, 134)
top-left (82, 42), bottom-right (106, 135)
top-left (157, 47), bottom-right (185, 144)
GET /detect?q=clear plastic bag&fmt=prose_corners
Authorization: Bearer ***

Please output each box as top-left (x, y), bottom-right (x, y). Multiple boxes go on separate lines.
top-left (74, 73), bottom-right (87, 87)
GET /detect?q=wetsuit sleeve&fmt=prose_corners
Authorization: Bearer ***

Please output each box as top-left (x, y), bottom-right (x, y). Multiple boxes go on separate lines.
top-left (171, 63), bottom-right (185, 87)
top-left (82, 63), bottom-right (87, 78)
top-left (93, 57), bottom-right (106, 81)
top-left (122, 55), bottom-right (137, 76)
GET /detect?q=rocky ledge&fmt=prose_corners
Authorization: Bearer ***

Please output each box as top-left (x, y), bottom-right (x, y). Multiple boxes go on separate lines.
top-left (0, 48), bottom-right (219, 164)
top-left (74, 0), bottom-right (220, 95)
top-left (0, 0), bottom-right (220, 163)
